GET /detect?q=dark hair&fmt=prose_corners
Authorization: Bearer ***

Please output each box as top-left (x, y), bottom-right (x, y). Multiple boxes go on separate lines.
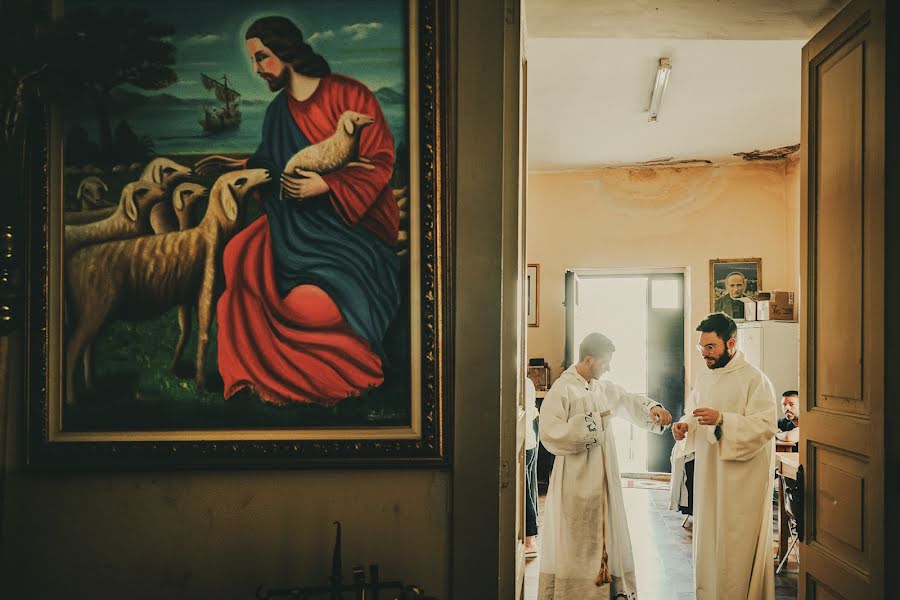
top-left (579, 333), bottom-right (616, 361)
top-left (696, 312), bottom-right (737, 341)
top-left (246, 16), bottom-right (331, 77)
top-left (782, 390), bottom-right (799, 398)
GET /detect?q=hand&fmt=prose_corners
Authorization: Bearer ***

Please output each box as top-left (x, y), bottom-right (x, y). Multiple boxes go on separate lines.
top-left (194, 155), bottom-right (246, 177)
top-left (693, 407), bottom-right (721, 427)
top-left (672, 422), bottom-right (689, 441)
top-left (281, 169), bottom-right (330, 200)
top-left (650, 406), bottom-right (673, 427)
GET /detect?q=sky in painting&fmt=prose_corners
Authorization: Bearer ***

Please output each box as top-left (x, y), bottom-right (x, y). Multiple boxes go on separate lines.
top-left (64, 0), bottom-right (408, 154)
top-left (69, 0), bottom-right (408, 100)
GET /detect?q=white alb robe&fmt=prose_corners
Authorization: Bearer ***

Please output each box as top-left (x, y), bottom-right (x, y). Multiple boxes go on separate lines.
top-left (538, 365), bottom-right (664, 600)
top-left (677, 351), bottom-right (778, 600)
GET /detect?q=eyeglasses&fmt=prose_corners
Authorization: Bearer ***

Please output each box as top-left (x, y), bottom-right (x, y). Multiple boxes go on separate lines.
top-left (696, 343), bottom-right (722, 353)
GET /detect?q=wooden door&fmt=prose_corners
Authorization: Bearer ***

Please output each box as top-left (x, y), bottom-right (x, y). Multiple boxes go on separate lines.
top-left (801, 1), bottom-right (888, 596)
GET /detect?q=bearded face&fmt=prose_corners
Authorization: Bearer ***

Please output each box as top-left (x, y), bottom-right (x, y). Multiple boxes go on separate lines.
top-left (262, 65), bottom-right (290, 91)
top-left (247, 37), bottom-right (291, 92)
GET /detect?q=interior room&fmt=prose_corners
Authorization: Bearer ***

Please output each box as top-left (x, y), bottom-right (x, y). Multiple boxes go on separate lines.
top-left (521, 1), bottom-right (895, 599)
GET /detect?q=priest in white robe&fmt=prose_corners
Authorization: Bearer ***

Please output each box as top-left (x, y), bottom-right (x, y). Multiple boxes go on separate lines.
top-left (673, 312), bottom-right (778, 600)
top-left (538, 333), bottom-right (672, 600)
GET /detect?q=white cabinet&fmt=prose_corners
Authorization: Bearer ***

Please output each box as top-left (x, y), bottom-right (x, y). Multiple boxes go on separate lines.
top-left (736, 321), bottom-right (800, 397)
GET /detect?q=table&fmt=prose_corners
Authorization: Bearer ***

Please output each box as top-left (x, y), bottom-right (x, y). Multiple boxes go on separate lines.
top-left (775, 452), bottom-right (800, 565)
top-left (776, 440), bottom-right (798, 453)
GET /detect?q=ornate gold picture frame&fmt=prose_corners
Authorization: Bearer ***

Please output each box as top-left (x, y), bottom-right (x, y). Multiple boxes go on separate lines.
top-left (24, 0), bottom-right (451, 468)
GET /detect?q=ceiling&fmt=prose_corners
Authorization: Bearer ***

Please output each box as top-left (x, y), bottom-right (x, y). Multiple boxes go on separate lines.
top-left (525, 0), bottom-right (846, 40)
top-left (524, 1), bottom-right (846, 171)
top-left (526, 38), bottom-right (805, 170)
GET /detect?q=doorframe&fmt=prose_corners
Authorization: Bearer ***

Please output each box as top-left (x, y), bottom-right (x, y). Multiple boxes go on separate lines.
top-left (450, 0), bottom-right (524, 597)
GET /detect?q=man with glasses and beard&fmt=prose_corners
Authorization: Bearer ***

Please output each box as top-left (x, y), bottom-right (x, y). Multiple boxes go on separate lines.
top-left (538, 333), bottom-right (672, 599)
top-left (672, 313), bottom-right (778, 599)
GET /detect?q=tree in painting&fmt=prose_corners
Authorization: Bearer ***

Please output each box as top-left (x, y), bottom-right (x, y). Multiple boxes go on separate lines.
top-left (50, 7), bottom-right (176, 165)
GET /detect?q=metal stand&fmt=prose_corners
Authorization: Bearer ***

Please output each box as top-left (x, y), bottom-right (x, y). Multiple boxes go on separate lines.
top-left (256, 522), bottom-right (437, 600)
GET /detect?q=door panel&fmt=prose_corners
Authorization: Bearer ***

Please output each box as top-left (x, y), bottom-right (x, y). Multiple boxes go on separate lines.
top-left (801, 1), bottom-right (885, 597)
top-left (646, 274), bottom-right (684, 473)
top-left (564, 270), bottom-right (581, 369)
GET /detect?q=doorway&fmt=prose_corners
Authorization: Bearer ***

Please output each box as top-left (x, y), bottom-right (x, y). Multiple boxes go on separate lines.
top-left (564, 269), bottom-right (685, 474)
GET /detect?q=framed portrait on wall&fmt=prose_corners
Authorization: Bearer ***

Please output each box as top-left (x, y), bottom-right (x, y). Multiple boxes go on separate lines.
top-left (527, 264), bottom-right (540, 327)
top-left (709, 258), bottom-right (762, 319)
top-left (25, 0), bottom-right (451, 468)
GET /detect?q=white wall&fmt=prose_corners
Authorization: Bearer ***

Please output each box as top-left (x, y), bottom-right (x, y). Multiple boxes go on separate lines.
top-left (526, 159), bottom-right (801, 387)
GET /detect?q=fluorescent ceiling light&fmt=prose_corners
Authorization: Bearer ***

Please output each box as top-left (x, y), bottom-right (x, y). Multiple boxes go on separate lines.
top-left (648, 58), bottom-right (672, 122)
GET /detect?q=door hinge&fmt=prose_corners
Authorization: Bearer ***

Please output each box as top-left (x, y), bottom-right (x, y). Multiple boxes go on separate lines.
top-left (500, 459), bottom-right (511, 488)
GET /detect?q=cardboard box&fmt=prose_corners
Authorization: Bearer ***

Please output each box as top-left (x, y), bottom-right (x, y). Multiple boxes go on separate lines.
top-left (738, 297), bottom-right (757, 321)
top-left (756, 291), bottom-right (795, 320)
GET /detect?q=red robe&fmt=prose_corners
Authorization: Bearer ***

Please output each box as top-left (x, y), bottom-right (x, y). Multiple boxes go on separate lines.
top-left (217, 74), bottom-right (399, 406)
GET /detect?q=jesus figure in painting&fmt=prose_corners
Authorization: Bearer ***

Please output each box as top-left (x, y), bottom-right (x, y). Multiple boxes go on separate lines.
top-left (196, 16), bottom-right (401, 406)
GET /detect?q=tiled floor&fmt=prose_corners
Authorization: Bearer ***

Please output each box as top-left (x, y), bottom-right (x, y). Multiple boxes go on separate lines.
top-left (523, 487), bottom-right (799, 600)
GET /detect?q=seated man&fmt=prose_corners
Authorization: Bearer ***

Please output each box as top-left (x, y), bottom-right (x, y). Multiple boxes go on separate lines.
top-left (775, 390), bottom-right (800, 450)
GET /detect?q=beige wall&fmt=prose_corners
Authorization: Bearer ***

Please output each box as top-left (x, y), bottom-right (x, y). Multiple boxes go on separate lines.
top-left (526, 159), bottom-right (801, 386)
top-left (0, 2), bottom-right (520, 598)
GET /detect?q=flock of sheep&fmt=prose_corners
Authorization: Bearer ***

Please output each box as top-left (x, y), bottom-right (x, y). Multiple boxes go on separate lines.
top-left (62, 110), bottom-right (409, 407)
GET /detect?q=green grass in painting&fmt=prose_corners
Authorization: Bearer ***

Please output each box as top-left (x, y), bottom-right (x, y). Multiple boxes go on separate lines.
top-left (64, 307), bottom-right (411, 432)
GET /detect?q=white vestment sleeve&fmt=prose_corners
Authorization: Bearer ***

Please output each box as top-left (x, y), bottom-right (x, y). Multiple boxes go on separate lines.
top-left (680, 388), bottom-right (699, 428)
top-left (676, 388), bottom-right (699, 455)
top-left (525, 379), bottom-right (539, 423)
top-left (602, 381), bottom-right (664, 434)
top-left (539, 386), bottom-right (602, 456)
top-left (717, 374), bottom-right (778, 461)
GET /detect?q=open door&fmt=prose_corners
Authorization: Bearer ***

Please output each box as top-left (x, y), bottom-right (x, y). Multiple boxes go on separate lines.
top-left (801, 1), bottom-right (893, 596)
top-left (646, 274), bottom-right (685, 473)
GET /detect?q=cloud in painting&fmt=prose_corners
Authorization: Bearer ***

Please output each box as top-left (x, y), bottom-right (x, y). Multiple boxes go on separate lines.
top-left (341, 22), bottom-right (384, 41)
top-left (182, 34), bottom-right (223, 46)
top-left (307, 30), bottom-right (336, 44)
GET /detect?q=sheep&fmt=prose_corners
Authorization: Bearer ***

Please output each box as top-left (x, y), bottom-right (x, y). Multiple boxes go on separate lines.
top-left (75, 176), bottom-right (110, 211)
top-left (282, 111), bottom-right (375, 177)
top-left (64, 206), bottom-right (116, 225)
top-left (68, 181), bottom-right (209, 385)
top-left (64, 181), bottom-right (168, 256)
top-left (64, 169), bottom-right (271, 405)
top-left (149, 203), bottom-right (178, 234)
top-left (140, 157), bottom-right (193, 189)
top-left (63, 157), bottom-right (191, 228)
top-left (280, 114), bottom-right (413, 254)
top-left (149, 182), bottom-right (207, 234)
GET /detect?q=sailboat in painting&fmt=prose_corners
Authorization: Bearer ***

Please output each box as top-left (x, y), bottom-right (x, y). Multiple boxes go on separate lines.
top-left (199, 73), bottom-right (242, 133)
